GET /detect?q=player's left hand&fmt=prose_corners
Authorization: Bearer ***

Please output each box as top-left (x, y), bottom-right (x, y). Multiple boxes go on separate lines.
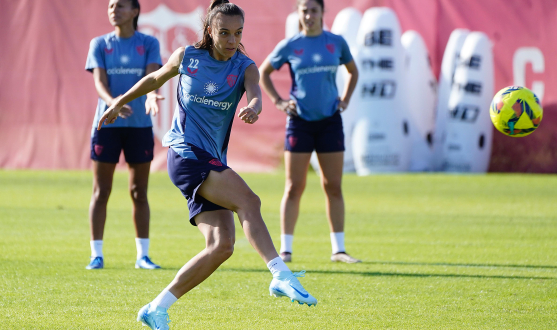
top-left (238, 106), bottom-right (259, 124)
top-left (145, 93), bottom-right (165, 116)
top-left (337, 98), bottom-right (349, 112)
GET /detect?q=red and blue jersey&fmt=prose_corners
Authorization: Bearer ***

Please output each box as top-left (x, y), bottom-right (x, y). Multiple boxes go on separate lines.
top-left (163, 46), bottom-right (255, 164)
top-left (85, 31), bottom-right (161, 133)
top-left (268, 31), bottom-right (353, 121)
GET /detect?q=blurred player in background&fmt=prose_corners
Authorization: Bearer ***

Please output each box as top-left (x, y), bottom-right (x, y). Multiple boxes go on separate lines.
top-left (85, 0), bottom-right (163, 270)
top-left (259, 0), bottom-right (361, 263)
top-left (97, 1), bottom-right (317, 328)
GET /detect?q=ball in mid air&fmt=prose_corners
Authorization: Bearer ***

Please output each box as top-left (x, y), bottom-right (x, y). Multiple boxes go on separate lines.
top-left (490, 86), bottom-right (543, 137)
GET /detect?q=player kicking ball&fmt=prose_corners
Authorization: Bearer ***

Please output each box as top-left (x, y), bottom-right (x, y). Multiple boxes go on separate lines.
top-left (97, 1), bottom-right (316, 328)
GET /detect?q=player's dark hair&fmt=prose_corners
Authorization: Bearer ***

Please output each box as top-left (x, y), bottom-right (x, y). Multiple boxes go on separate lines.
top-left (296, 0), bottom-right (324, 32)
top-left (195, 0), bottom-right (248, 56)
top-left (130, 0), bottom-right (140, 30)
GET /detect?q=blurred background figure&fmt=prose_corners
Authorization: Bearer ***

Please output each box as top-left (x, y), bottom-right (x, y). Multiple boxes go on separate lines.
top-left (85, 0), bottom-right (163, 270)
top-left (259, 0), bottom-right (361, 264)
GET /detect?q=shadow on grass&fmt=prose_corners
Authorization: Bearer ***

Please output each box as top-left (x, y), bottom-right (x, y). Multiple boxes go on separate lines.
top-left (360, 260), bottom-right (557, 270)
top-left (216, 268), bottom-right (557, 280)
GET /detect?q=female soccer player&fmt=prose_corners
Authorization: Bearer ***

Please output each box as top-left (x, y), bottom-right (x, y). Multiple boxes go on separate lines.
top-left (97, 1), bottom-right (317, 328)
top-left (259, 0), bottom-right (361, 263)
top-left (85, 0), bottom-right (163, 270)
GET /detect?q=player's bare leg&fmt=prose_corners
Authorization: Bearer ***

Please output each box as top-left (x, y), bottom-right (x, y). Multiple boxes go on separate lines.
top-left (317, 151), bottom-right (360, 263)
top-left (280, 151), bottom-right (312, 261)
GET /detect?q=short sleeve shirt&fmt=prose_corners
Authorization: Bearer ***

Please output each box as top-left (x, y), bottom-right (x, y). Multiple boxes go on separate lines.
top-left (162, 47), bottom-right (255, 164)
top-left (268, 31), bottom-right (352, 121)
top-left (85, 31), bottom-right (162, 133)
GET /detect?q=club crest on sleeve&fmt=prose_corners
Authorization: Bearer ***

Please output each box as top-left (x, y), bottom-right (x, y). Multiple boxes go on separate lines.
top-left (209, 159), bottom-right (223, 166)
top-left (326, 44), bottom-right (335, 54)
top-left (227, 74), bottom-right (238, 87)
top-left (136, 45), bottom-right (145, 56)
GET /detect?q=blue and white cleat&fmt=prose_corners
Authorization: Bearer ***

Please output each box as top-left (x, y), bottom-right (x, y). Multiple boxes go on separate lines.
top-left (86, 256), bottom-right (103, 270)
top-left (137, 303), bottom-right (170, 330)
top-left (135, 256), bottom-right (161, 269)
top-left (269, 270), bottom-right (317, 307)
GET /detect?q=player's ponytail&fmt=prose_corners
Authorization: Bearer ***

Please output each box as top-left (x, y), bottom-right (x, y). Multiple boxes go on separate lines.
top-left (195, 0), bottom-right (248, 56)
top-left (130, 0), bottom-right (141, 31)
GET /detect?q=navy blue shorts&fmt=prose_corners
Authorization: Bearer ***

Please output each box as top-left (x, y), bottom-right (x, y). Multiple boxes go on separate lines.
top-left (167, 146), bottom-right (230, 226)
top-left (285, 111), bottom-right (345, 153)
top-left (91, 127), bottom-right (154, 163)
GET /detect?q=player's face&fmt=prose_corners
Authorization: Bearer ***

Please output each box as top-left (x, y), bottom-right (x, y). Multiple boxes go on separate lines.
top-left (209, 13), bottom-right (244, 61)
top-left (107, 0), bottom-right (138, 28)
top-left (297, 0), bottom-right (323, 34)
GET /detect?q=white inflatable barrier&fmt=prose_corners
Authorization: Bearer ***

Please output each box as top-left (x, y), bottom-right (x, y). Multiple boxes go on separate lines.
top-left (401, 30), bottom-right (437, 172)
top-left (332, 7), bottom-right (362, 173)
top-left (432, 29), bottom-right (469, 171)
top-left (441, 32), bottom-right (494, 173)
top-left (352, 7), bottom-right (410, 174)
top-left (285, 12), bottom-right (299, 39)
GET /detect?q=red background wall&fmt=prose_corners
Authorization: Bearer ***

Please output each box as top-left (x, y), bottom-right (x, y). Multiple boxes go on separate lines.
top-left (1, 0), bottom-right (556, 172)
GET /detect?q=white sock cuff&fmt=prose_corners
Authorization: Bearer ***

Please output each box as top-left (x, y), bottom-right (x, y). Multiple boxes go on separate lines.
top-left (152, 289), bottom-right (178, 310)
top-left (330, 232), bottom-right (345, 254)
top-left (135, 238), bottom-right (150, 260)
top-left (90, 240), bottom-right (103, 258)
top-left (267, 256), bottom-right (291, 275)
top-left (280, 234), bottom-right (293, 253)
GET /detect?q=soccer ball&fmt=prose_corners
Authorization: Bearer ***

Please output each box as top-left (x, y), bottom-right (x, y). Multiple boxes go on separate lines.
top-left (489, 86), bottom-right (543, 137)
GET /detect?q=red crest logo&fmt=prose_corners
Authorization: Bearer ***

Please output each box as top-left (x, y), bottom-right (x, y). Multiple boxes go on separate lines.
top-left (209, 159), bottom-right (223, 167)
top-left (187, 67), bottom-right (198, 75)
top-left (288, 136), bottom-right (298, 148)
top-left (326, 44), bottom-right (335, 54)
top-left (227, 74), bottom-right (237, 87)
top-left (294, 49), bottom-right (304, 56)
top-left (94, 145), bottom-right (104, 156)
top-left (136, 46), bottom-right (145, 56)
top-left (104, 48), bottom-right (113, 55)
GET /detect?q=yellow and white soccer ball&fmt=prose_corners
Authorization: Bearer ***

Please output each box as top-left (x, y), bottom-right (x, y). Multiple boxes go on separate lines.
top-left (490, 86), bottom-right (543, 137)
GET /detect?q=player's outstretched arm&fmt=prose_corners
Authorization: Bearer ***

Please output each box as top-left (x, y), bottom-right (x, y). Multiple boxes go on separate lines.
top-left (97, 47), bottom-right (185, 130)
top-left (238, 64), bottom-right (262, 125)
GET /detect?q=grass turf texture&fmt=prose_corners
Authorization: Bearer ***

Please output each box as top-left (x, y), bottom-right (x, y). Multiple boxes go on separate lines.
top-left (1, 170), bottom-right (556, 329)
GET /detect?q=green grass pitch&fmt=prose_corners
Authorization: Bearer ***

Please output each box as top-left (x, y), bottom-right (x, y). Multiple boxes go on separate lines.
top-left (1, 170), bottom-right (556, 329)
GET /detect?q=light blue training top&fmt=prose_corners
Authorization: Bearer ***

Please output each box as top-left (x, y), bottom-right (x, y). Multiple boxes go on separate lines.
top-left (162, 46), bottom-right (255, 164)
top-left (268, 31), bottom-right (353, 121)
top-left (85, 31), bottom-right (162, 133)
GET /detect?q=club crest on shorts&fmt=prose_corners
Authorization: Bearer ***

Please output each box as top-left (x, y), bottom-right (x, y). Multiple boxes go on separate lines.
top-left (227, 74), bottom-right (237, 87)
top-left (94, 145), bottom-right (104, 156)
top-left (288, 136), bottom-right (298, 148)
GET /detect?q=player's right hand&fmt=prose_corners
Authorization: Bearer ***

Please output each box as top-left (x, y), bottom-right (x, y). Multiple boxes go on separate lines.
top-left (97, 98), bottom-right (130, 130)
top-left (276, 99), bottom-right (298, 117)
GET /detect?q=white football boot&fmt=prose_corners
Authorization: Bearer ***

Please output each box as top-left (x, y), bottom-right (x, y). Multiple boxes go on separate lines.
top-left (269, 270), bottom-right (317, 306)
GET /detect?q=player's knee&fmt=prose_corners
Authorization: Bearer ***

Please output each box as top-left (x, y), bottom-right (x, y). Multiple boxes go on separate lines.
top-left (245, 191), bottom-right (261, 210)
top-left (323, 182), bottom-right (342, 198)
top-left (130, 185), bottom-right (148, 204)
top-left (92, 186), bottom-right (111, 204)
top-left (210, 236), bottom-right (235, 260)
top-left (285, 181), bottom-right (305, 200)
